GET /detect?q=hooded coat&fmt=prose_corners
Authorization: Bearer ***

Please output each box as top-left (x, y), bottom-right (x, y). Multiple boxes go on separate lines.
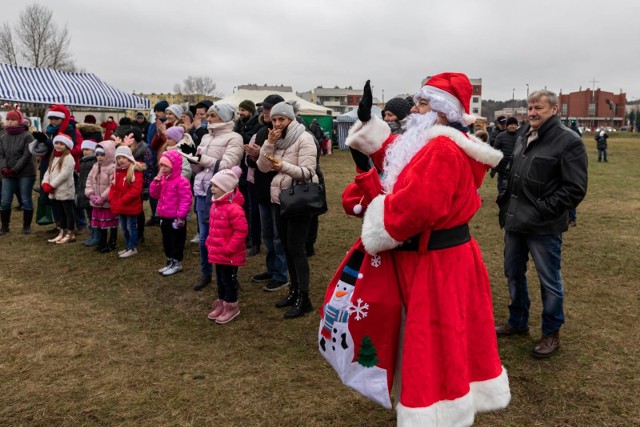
top-left (149, 150), bottom-right (192, 219)
top-left (205, 188), bottom-right (248, 266)
top-left (108, 166), bottom-right (143, 216)
top-left (85, 141), bottom-right (116, 208)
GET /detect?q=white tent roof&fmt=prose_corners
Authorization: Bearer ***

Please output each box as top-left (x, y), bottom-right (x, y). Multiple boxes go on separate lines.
top-left (217, 89), bottom-right (332, 116)
top-left (336, 105), bottom-right (383, 122)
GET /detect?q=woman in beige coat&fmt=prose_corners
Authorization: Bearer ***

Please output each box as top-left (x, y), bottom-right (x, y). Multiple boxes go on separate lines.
top-left (257, 102), bottom-right (318, 319)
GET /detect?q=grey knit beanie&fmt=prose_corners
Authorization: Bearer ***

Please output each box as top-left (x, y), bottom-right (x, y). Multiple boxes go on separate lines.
top-left (270, 102), bottom-right (296, 121)
top-left (207, 103), bottom-right (236, 123)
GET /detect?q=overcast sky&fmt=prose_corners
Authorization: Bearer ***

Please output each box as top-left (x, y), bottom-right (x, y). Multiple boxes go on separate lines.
top-left (3, 0), bottom-right (640, 103)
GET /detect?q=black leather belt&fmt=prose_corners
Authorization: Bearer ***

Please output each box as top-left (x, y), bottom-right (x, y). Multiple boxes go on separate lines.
top-left (396, 224), bottom-right (471, 252)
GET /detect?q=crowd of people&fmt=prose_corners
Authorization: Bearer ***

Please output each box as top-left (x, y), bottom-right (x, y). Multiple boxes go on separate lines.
top-left (1, 73), bottom-right (589, 425)
top-left (0, 95), bottom-right (329, 324)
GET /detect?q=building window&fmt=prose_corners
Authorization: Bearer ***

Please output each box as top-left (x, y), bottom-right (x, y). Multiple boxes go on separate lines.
top-left (588, 103), bottom-right (595, 115)
top-left (472, 97), bottom-right (479, 103)
top-left (561, 104), bottom-right (567, 115)
top-left (472, 108), bottom-right (479, 114)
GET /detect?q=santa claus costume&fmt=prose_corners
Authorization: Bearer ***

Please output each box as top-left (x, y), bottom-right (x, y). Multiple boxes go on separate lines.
top-left (346, 73), bottom-right (511, 426)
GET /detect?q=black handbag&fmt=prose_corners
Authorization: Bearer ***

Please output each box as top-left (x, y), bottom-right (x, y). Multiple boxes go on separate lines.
top-left (279, 168), bottom-right (328, 218)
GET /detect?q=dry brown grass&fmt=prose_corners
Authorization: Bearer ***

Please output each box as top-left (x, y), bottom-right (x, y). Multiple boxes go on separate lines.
top-left (1, 134), bottom-right (639, 426)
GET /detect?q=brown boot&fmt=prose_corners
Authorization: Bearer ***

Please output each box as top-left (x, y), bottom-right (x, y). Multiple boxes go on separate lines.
top-left (495, 323), bottom-right (529, 336)
top-left (531, 330), bottom-right (560, 359)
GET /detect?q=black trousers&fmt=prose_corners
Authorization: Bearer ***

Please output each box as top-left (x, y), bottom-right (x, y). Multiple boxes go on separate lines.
top-left (51, 199), bottom-right (75, 230)
top-left (272, 204), bottom-right (312, 292)
top-left (160, 217), bottom-right (187, 261)
top-left (216, 264), bottom-right (238, 302)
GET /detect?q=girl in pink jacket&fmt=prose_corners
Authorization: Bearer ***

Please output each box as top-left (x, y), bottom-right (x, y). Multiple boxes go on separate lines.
top-left (150, 150), bottom-right (193, 276)
top-left (205, 166), bottom-right (247, 324)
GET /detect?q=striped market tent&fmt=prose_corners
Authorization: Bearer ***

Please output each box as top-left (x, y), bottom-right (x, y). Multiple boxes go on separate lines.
top-left (0, 63), bottom-right (149, 110)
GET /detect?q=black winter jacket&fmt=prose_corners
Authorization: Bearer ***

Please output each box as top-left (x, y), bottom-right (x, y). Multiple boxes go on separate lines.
top-left (503, 116), bottom-right (587, 234)
top-left (492, 130), bottom-right (519, 174)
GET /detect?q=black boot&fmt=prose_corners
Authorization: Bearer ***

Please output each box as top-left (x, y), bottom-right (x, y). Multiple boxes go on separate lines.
top-left (96, 229), bottom-right (108, 252)
top-left (22, 209), bottom-right (33, 234)
top-left (102, 228), bottom-right (117, 252)
top-left (0, 209), bottom-right (10, 235)
top-left (193, 275), bottom-right (212, 291)
top-left (275, 285), bottom-right (299, 308)
top-left (284, 291), bottom-right (313, 319)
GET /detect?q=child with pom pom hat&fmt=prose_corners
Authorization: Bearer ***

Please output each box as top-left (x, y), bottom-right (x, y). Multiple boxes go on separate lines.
top-left (205, 166), bottom-right (248, 324)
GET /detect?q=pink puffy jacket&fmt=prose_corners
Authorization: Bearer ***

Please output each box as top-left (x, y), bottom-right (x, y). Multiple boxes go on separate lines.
top-left (149, 150), bottom-right (192, 219)
top-left (205, 188), bottom-right (248, 266)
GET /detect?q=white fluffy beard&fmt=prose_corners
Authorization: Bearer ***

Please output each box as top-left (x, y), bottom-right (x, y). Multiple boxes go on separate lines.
top-left (382, 111), bottom-right (438, 192)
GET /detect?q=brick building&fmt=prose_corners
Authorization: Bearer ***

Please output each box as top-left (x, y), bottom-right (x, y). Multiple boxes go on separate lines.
top-left (558, 88), bottom-right (626, 129)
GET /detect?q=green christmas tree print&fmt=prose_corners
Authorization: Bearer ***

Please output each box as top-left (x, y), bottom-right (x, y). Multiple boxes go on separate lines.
top-left (357, 336), bottom-right (380, 367)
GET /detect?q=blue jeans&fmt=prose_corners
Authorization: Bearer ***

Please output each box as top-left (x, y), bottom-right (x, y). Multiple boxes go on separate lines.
top-left (504, 231), bottom-right (564, 335)
top-left (259, 202), bottom-right (288, 282)
top-left (196, 195), bottom-right (212, 278)
top-left (1, 175), bottom-right (36, 210)
top-left (119, 215), bottom-right (138, 249)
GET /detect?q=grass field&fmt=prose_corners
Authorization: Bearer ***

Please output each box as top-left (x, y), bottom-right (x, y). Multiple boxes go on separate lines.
top-left (1, 134), bottom-right (639, 426)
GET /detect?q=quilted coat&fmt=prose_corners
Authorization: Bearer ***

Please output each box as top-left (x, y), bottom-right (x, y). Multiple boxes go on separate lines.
top-left (149, 150), bottom-right (192, 219)
top-left (108, 167), bottom-right (143, 216)
top-left (85, 140), bottom-right (116, 208)
top-left (193, 121), bottom-right (243, 197)
top-left (205, 188), bottom-right (248, 266)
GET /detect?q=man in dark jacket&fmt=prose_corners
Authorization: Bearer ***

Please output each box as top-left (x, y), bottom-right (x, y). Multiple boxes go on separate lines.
top-left (489, 115), bottom-right (507, 147)
top-left (492, 116), bottom-right (519, 192)
top-left (244, 94), bottom-right (289, 291)
top-left (235, 100), bottom-right (264, 255)
top-left (496, 90), bottom-right (587, 359)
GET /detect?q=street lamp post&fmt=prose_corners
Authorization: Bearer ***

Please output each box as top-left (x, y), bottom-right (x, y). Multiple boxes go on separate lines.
top-left (526, 84), bottom-right (529, 98)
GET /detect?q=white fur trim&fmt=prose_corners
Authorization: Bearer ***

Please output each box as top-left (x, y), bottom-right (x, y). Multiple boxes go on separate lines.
top-left (345, 115), bottom-right (391, 155)
top-left (47, 111), bottom-right (66, 119)
top-left (424, 125), bottom-right (503, 167)
top-left (397, 367), bottom-right (510, 427)
top-left (463, 113), bottom-right (476, 126)
top-left (361, 195), bottom-right (401, 255)
top-left (470, 367), bottom-right (511, 413)
top-left (53, 134), bottom-right (74, 150)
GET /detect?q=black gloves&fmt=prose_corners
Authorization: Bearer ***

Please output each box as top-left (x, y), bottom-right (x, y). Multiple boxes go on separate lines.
top-left (32, 131), bottom-right (48, 143)
top-left (357, 80), bottom-right (373, 122)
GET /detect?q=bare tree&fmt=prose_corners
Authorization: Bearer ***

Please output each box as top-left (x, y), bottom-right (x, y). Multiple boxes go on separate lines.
top-left (0, 3), bottom-right (74, 71)
top-left (174, 76), bottom-right (223, 103)
top-left (0, 23), bottom-right (18, 65)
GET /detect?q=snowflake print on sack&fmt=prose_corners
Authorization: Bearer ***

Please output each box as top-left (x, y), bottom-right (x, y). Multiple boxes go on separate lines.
top-left (370, 254), bottom-right (382, 268)
top-left (348, 298), bottom-right (369, 320)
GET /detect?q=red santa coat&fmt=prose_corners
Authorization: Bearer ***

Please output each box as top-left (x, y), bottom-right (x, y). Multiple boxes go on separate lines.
top-left (356, 122), bottom-right (510, 426)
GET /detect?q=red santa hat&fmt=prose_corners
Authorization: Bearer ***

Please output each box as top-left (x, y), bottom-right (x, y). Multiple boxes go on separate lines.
top-left (414, 72), bottom-right (476, 126)
top-left (53, 133), bottom-right (74, 150)
top-left (47, 104), bottom-right (71, 131)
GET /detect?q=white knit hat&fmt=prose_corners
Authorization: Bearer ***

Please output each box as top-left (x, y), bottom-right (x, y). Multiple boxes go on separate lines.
top-left (115, 145), bottom-right (135, 163)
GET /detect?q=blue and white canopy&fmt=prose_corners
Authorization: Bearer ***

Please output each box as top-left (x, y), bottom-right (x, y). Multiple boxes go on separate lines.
top-left (0, 63), bottom-right (149, 110)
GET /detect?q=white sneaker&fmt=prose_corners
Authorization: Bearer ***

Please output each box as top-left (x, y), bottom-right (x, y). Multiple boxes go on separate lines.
top-left (158, 259), bottom-right (173, 274)
top-left (190, 233), bottom-right (200, 244)
top-left (162, 261), bottom-right (183, 276)
top-left (119, 248), bottom-right (138, 258)
top-left (117, 248), bottom-right (129, 256)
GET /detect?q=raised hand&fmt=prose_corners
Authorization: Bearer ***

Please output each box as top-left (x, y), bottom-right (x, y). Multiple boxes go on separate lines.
top-left (357, 80), bottom-right (372, 122)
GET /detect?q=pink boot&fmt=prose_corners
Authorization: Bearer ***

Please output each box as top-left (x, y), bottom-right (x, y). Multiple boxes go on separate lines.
top-left (207, 299), bottom-right (224, 320)
top-left (215, 302), bottom-right (240, 324)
